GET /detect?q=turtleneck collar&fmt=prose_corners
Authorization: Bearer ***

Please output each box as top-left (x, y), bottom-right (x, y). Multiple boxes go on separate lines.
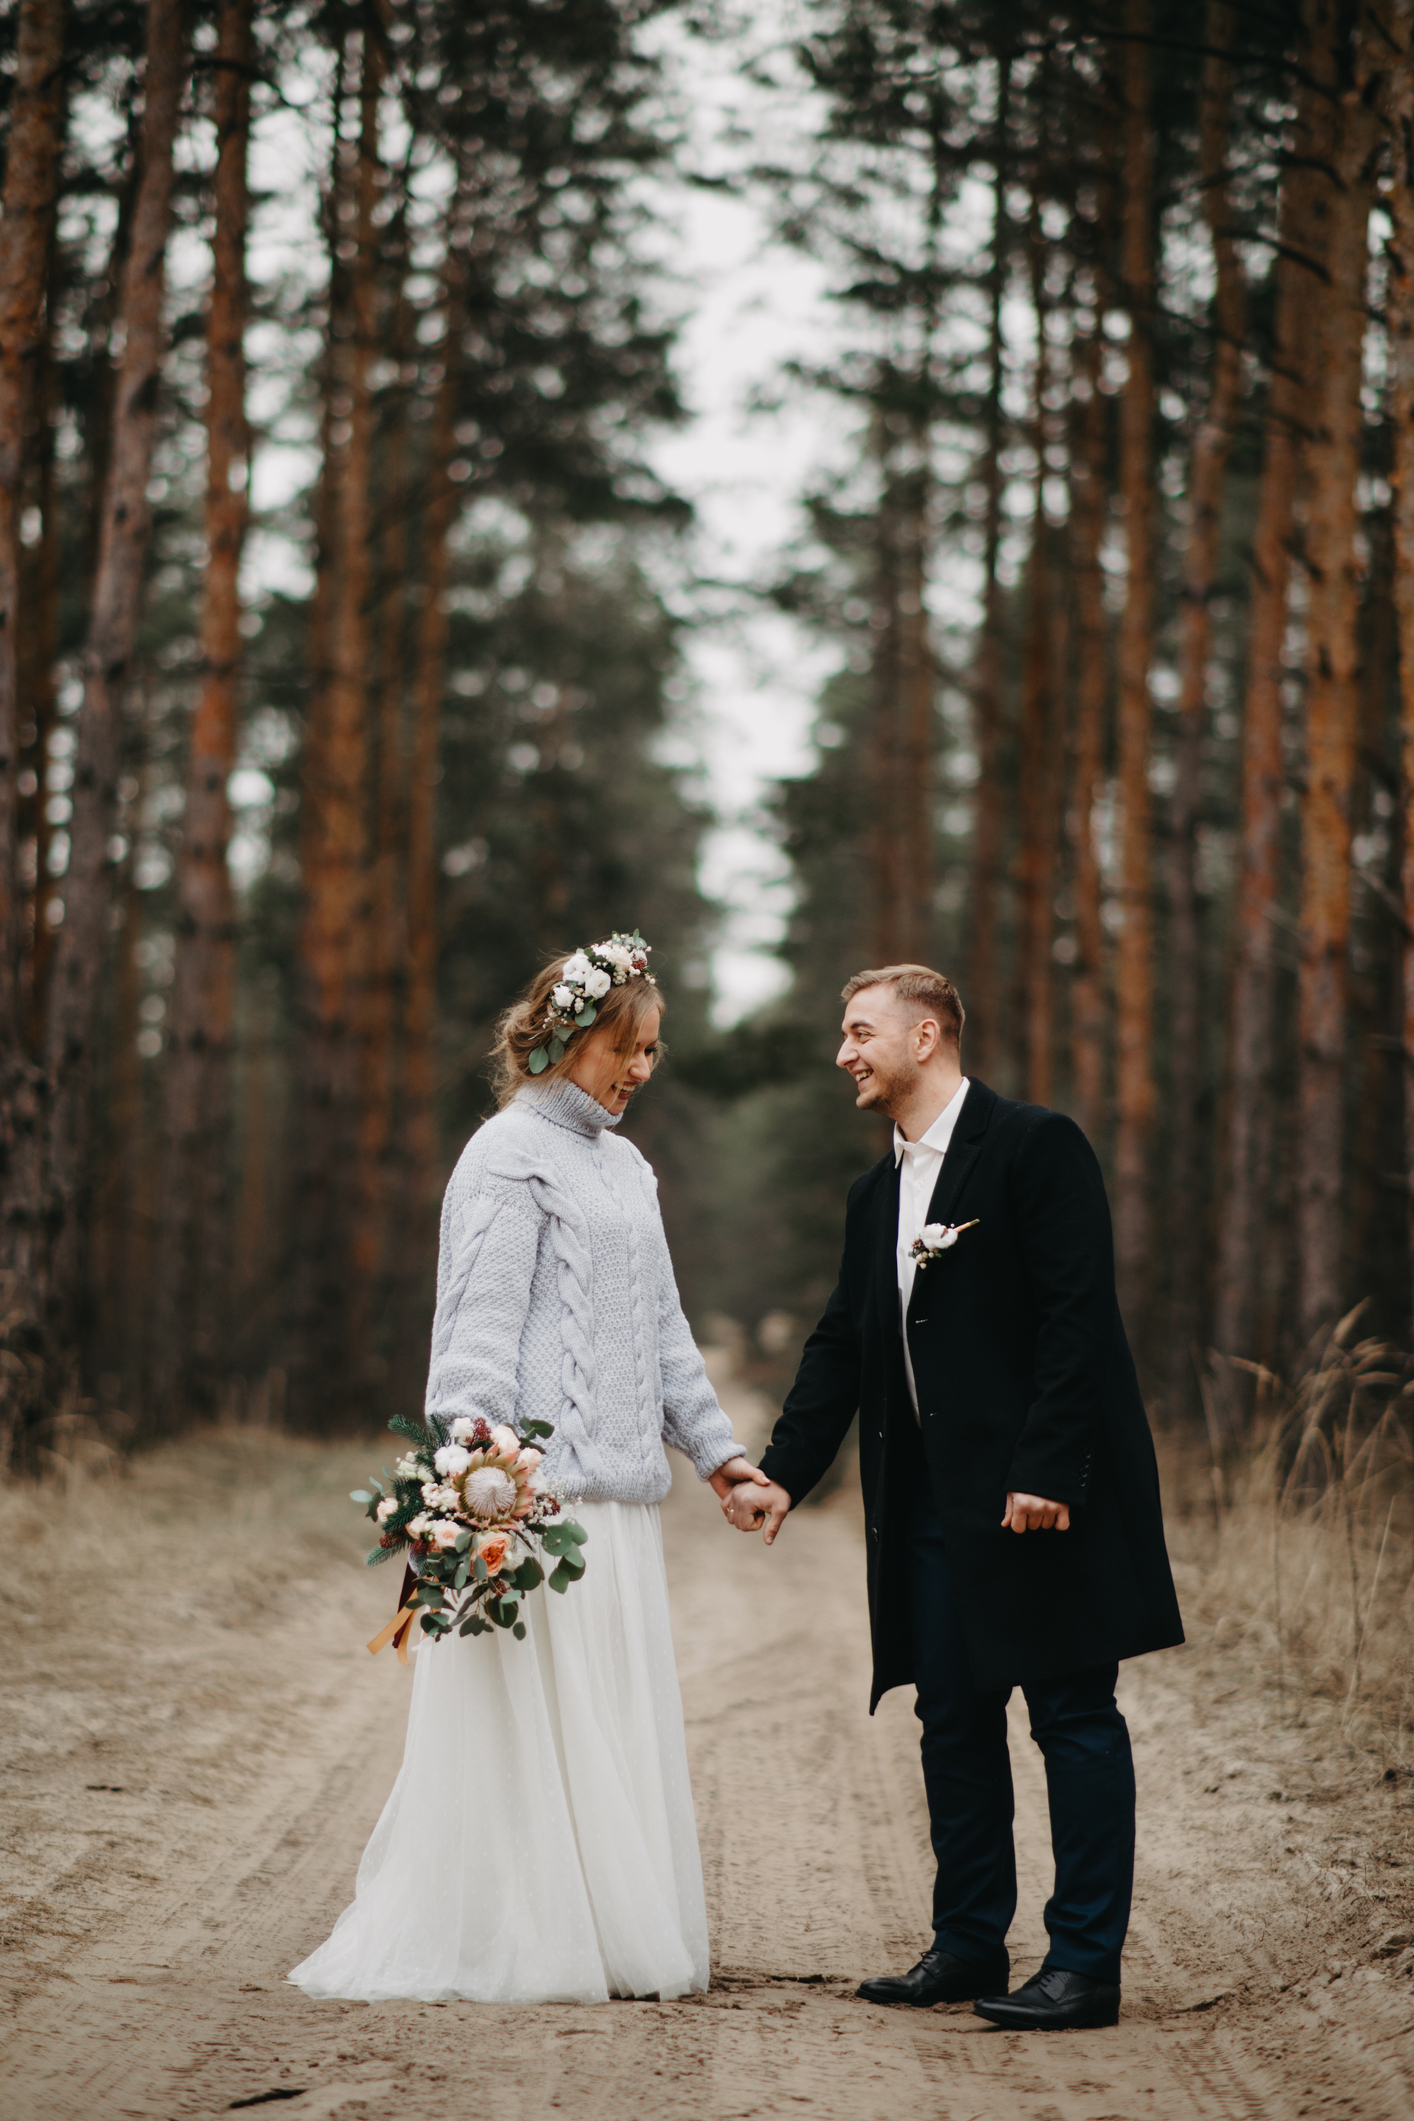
top-left (519, 1076), bottom-right (624, 1138)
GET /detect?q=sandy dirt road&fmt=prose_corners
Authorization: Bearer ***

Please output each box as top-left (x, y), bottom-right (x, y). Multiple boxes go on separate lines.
top-left (2, 1359), bottom-right (1413, 2120)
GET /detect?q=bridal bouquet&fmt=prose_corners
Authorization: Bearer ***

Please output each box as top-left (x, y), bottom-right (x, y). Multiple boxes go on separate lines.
top-left (353, 1410), bottom-right (588, 1657)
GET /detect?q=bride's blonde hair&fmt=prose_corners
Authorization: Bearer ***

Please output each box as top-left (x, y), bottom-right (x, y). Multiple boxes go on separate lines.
top-left (490, 953), bottom-right (666, 1108)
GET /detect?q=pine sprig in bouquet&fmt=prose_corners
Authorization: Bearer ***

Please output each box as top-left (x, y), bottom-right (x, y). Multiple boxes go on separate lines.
top-left (353, 1410), bottom-right (588, 1654)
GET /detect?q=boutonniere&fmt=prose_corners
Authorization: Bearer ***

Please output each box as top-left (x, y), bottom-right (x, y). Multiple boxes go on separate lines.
top-left (908, 1219), bottom-right (979, 1270)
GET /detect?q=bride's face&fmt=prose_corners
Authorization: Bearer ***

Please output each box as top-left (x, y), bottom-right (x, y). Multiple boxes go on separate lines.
top-left (565, 1006), bottom-right (662, 1116)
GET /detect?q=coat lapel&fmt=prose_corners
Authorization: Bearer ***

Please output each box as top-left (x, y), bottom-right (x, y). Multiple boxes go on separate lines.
top-left (923, 1076), bottom-right (996, 1230)
top-left (873, 1150), bottom-right (904, 1351)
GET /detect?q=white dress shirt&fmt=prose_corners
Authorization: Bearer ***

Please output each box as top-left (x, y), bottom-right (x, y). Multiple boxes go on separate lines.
top-left (894, 1077), bottom-right (970, 1415)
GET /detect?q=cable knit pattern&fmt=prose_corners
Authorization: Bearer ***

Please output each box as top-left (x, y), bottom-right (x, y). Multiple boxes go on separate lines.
top-left (424, 1077), bottom-right (745, 1503)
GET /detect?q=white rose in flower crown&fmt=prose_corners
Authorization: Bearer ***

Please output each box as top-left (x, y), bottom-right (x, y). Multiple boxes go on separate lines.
top-left (551, 983), bottom-right (574, 1009)
top-left (584, 966), bottom-right (612, 999)
top-left (433, 1443), bottom-right (472, 1477)
top-left (562, 951), bottom-right (592, 982)
top-left (595, 941), bottom-right (633, 969)
top-left (375, 1497), bottom-right (398, 1524)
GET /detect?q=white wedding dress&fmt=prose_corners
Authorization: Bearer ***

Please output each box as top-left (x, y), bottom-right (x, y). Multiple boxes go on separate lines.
top-left (287, 1498), bottom-right (709, 2005)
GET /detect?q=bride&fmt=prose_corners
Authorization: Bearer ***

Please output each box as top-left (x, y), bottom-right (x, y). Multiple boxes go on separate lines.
top-left (289, 932), bottom-right (762, 2005)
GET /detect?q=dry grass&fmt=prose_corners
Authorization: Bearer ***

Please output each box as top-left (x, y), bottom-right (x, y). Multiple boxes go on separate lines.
top-left (1162, 1308), bottom-right (1414, 1771)
top-left (0, 1412), bottom-right (391, 1657)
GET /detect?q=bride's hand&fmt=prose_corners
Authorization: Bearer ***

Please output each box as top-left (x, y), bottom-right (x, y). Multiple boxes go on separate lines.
top-left (708, 1455), bottom-right (768, 1502)
top-left (723, 1477), bottom-right (791, 1545)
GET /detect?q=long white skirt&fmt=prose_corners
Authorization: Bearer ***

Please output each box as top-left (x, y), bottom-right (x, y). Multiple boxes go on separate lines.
top-left (287, 1499), bottom-right (709, 2004)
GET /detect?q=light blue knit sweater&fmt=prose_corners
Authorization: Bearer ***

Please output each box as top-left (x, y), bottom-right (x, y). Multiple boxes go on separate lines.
top-left (423, 1077), bottom-right (744, 1504)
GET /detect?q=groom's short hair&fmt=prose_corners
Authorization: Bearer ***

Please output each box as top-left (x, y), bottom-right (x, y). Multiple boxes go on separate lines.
top-left (841, 964), bottom-right (965, 1048)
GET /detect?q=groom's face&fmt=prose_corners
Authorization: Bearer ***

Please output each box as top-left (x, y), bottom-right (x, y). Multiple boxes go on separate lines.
top-left (836, 987), bottom-right (921, 1117)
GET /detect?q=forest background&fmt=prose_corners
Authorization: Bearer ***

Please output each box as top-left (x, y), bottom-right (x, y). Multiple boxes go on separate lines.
top-left (2, 0), bottom-right (1414, 1480)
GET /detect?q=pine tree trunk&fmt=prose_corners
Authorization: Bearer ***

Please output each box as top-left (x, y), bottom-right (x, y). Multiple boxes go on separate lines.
top-left (45, 0), bottom-right (185, 1363)
top-left (354, 243), bottom-right (413, 1336)
top-left (289, 12), bottom-right (382, 1424)
top-left (0, 0), bottom-right (67, 1461)
top-left (869, 402), bottom-right (933, 970)
top-left (1112, 0), bottom-right (1156, 1327)
top-left (18, 268), bottom-right (62, 1053)
top-left (1165, 2), bottom-right (1247, 1409)
top-left (151, 0), bottom-right (252, 1423)
top-left (1068, 298), bottom-right (1109, 1145)
top-left (1295, 16), bottom-right (1380, 1349)
top-left (966, 57), bottom-right (1009, 1076)
top-left (1214, 18), bottom-right (1330, 1364)
top-left (1394, 8), bottom-right (1414, 1331)
top-left (1017, 201), bottom-right (1056, 1105)
top-left (399, 214), bottom-right (468, 1396)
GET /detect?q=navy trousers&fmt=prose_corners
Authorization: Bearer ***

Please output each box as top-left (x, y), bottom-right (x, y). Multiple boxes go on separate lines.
top-left (903, 1464), bottom-right (1136, 1984)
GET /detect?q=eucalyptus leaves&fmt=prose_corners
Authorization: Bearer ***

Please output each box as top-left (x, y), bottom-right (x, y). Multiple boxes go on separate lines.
top-left (528, 930), bottom-right (655, 1074)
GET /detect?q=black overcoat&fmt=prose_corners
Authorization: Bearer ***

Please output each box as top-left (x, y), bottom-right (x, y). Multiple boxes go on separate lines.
top-left (758, 1078), bottom-right (1184, 1704)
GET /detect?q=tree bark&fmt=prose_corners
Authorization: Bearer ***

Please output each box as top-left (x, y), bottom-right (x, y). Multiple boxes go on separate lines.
top-left (1295, 10), bottom-right (1381, 1349)
top-left (869, 397), bottom-right (933, 969)
top-left (0, 0), bottom-right (67, 1461)
top-left (1393, 0), bottom-right (1414, 1339)
top-left (1112, 0), bottom-right (1157, 1327)
top-left (399, 208), bottom-right (469, 1396)
top-left (1067, 289), bottom-right (1112, 1145)
top-left (151, 0), bottom-right (253, 1423)
top-left (966, 56), bottom-right (1010, 1078)
top-left (46, 0), bottom-right (186, 1359)
top-left (1214, 13), bottom-right (1329, 1365)
top-left (289, 8), bottom-right (382, 1422)
top-left (1017, 198), bottom-right (1057, 1106)
top-left (1165, 1), bottom-right (1248, 1409)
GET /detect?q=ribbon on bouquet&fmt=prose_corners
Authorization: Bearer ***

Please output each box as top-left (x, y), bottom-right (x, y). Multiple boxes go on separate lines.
top-left (367, 1564), bottom-right (419, 1665)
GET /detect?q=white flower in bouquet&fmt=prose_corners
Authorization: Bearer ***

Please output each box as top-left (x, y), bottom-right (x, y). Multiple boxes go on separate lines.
top-left (516, 1447), bottom-right (543, 1474)
top-left (489, 1423), bottom-right (521, 1459)
top-left (463, 1466), bottom-right (519, 1520)
top-left (449, 1417), bottom-right (477, 1442)
top-left (433, 1443), bottom-right (472, 1477)
top-left (406, 1513), bottom-right (431, 1538)
top-left (375, 1497), bottom-right (398, 1524)
top-left (430, 1522), bottom-right (461, 1551)
top-left (583, 965), bottom-right (612, 999)
top-left (420, 1480), bottom-right (440, 1504)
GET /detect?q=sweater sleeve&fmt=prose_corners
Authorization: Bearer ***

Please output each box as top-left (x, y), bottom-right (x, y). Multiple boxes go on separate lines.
top-left (423, 1181), bottom-right (545, 1434)
top-left (644, 1192), bottom-right (745, 1481)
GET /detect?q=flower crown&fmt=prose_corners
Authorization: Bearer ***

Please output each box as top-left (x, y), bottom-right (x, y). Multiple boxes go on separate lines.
top-left (528, 929), bottom-right (657, 1075)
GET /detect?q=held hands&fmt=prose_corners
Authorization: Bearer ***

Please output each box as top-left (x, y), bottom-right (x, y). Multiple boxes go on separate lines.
top-left (722, 1475), bottom-right (791, 1545)
top-left (708, 1455), bottom-right (768, 1503)
top-left (1002, 1491), bottom-right (1071, 1534)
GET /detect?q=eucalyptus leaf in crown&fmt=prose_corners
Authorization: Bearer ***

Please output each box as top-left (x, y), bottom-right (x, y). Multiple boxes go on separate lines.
top-left (352, 1409), bottom-right (588, 1658)
top-left (528, 929), bottom-right (656, 1074)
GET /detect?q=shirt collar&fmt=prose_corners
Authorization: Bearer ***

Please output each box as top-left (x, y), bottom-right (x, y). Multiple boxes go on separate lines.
top-left (893, 1077), bottom-right (970, 1165)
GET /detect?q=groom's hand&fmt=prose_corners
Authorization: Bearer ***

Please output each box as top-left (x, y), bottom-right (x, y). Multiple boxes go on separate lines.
top-left (1002, 1492), bottom-right (1071, 1534)
top-left (708, 1455), bottom-right (768, 1503)
top-left (724, 1477), bottom-right (791, 1545)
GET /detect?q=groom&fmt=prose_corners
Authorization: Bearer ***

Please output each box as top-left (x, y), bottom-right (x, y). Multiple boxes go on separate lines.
top-left (725, 964), bottom-right (1183, 2030)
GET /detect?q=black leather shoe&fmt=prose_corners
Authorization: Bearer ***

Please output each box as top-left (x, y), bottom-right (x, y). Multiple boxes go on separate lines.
top-left (974, 1965), bottom-right (1121, 2030)
top-left (857, 1947), bottom-right (1010, 2008)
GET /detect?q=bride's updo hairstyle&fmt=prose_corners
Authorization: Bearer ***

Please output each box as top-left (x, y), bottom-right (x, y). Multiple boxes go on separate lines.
top-left (490, 943), bottom-right (665, 1108)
